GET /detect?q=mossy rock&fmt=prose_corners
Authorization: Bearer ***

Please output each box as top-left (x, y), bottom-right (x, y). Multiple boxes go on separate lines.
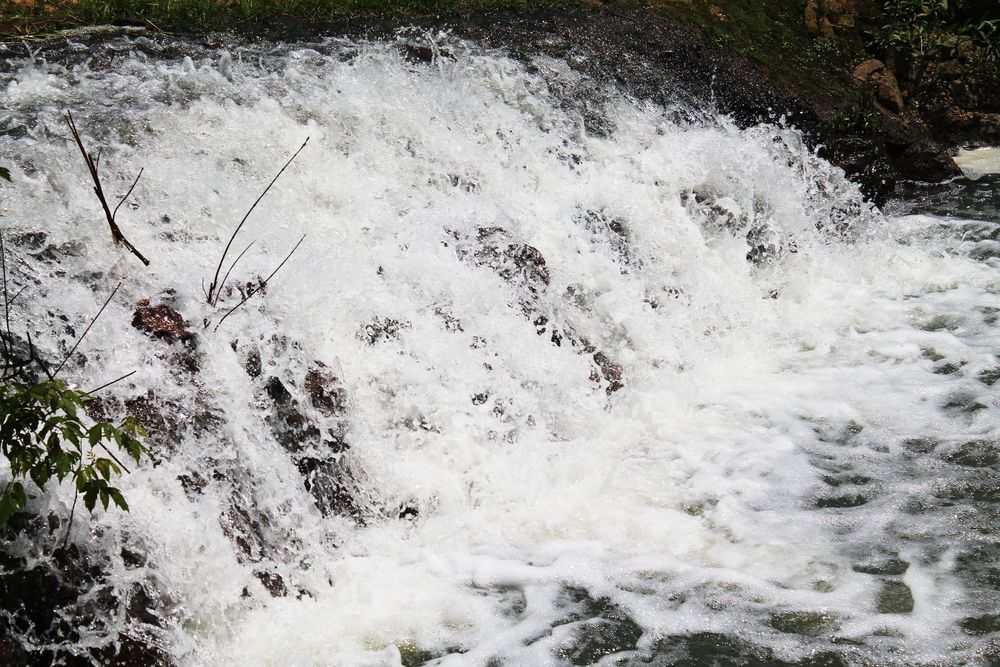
top-left (876, 580), bottom-right (914, 614)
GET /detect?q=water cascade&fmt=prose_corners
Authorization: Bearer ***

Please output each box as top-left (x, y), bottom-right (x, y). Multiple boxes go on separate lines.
top-left (1, 32), bottom-right (998, 666)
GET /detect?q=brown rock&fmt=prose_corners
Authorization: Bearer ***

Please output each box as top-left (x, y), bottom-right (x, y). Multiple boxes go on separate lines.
top-left (853, 59), bottom-right (885, 81)
top-left (876, 73), bottom-right (905, 113)
top-left (804, 0), bottom-right (820, 33)
top-left (132, 304), bottom-right (196, 345)
top-left (304, 362), bottom-right (347, 417)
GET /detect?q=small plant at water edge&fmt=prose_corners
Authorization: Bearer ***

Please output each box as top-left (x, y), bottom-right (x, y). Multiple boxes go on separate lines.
top-left (0, 380), bottom-right (149, 525)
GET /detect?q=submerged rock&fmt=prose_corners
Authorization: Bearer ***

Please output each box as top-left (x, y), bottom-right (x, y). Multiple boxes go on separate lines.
top-left (876, 580), bottom-right (915, 614)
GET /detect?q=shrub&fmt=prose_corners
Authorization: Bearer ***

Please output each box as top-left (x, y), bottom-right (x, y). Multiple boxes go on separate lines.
top-left (0, 380), bottom-right (148, 525)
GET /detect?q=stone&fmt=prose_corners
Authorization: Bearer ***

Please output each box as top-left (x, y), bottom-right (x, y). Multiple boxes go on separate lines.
top-left (876, 580), bottom-right (914, 614)
top-left (304, 363), bottom-right (347, 417)
top-left (131, 304), bottom-right (196, 346)
top-left (852, 59), bottom-right (885, 81)
top-left (889, 138), bottom-right (961, 182)
top-left (876, 74), bottom-right (904, 114)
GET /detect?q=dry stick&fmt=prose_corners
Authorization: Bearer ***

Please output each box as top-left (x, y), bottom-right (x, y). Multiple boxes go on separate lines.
top-left (52, 283), bottom-right (122, 378)
top-left (26, 332), bottom-right (55, 382)
top-left (216, 240), bottom-right (255, 303)
top-left (1, 231), bottom-right (11, 363)
top-left (112, 168), bottom-right (144, 222)
top-left (85, 370), bottom-right (136, 396)
top-left (214, 234), bottom-right (306, 332)
top-left (65, 111), bottom-right (150, 267)
top-left (206, 137), bottom-right (310, 306)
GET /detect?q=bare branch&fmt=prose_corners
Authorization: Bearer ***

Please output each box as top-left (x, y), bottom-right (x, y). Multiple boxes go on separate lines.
top-left (26, 332), bottom-right (55, 382)
top-left (65, 111), bottom-right (150, 267)
top-left (207, 137), bottom-right (309, 305)
top-left (1, 231), bottom-right (10, 361)
top-left (214, 234), bottom-right (306, 332)
top-left (216, 240), bottom-right (255, 303)
top-left (111, 167), bottom-right (143, 222)
top-left (52, 282), bottom-right (122, 378)
top-left (85, 370), bottom-right (136, 395)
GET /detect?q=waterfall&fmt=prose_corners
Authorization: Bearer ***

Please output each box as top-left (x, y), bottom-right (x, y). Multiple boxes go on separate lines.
top-left (1, 31), bottom-right (998, 666)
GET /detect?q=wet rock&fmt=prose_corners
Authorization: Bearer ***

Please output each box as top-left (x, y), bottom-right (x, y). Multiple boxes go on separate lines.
top-left (554, 588), bottom-right (643, 666)
top-left (876, 580), bottom-right (914, 614)
top-left (0, 539), bottom-right (170, 667)
top-left (469, 227), bottom-right (550, 292)
top-left (960, 613), bottom-right (1000, 636)
top-left (360, 316), bottom-right (409, 345)
top-left (131, 303), bottom-right (197, 346)
top-left (888, 138), bottom-right (962, 182)
top-left (593, 351), bottom-right (624, 394)
top-left (853, 558), bottom-right (909, 576)
top-left (817, 136), bottom-right (894, 204)
top-left (769, 610), bottom-right (836, 635)
top-left (254, 570), bottom-right (288, 597)
top-left (816, 493), bottom-right (868, 508)
top-left (944, 440), bottom-right (999, 468)
top-left (804, 0), bottom-right (857, 36)
top-left (304, 362), bottom-right (347, 417)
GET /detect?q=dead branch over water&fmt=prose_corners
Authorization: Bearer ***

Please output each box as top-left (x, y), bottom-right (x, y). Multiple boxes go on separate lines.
top-left (65, 111), bottom-right (150, 267)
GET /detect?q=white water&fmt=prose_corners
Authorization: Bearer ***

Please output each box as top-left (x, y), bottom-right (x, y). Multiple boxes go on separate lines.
top-left (1, 32), bottom-right (999, 666)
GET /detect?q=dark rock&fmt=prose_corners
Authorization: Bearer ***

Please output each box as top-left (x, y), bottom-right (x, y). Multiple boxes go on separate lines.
top-left (470, 227), bottom-right (550, 293)
top-left (264, 376), bottom-right (293, 406)
top-left (131, 303), bottom-right (197, 346)
top-left (818, 137), bottom-right (894, 204)
top-left (769, 610), bottom-right (837, 635)
top-left (254, 570), bottom-right (288, 597)
top-left (304, 363), bottom-right (347, 417)
top-left (92, 633), bottom-right (171, 667)
top-left (961, 614), bottom-right (1000, 636)
top-left (876, 580), bottom-right (915, 614)
top-left (945, 440), bottom-right (999, 468)
top-left (888, 138), bottom-right (962, 182)
top-left (816, 493), bottom-right (868, 508)
top-left (853, 558), bottom-right (909, 576)
top-left (360, 317), bottom-right (409, 344)
top-left (593, 351), bottom-right (624, 394)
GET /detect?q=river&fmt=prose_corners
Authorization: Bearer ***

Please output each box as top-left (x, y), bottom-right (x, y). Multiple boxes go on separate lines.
top-left (1, 30), bottom-right (998, 667)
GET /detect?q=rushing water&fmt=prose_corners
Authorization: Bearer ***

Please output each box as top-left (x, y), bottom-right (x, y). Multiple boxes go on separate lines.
top-left (1, 31), bottom-right (999, 667)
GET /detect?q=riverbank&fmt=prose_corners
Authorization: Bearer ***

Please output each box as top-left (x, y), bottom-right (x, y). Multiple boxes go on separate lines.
top-left (5, 1), bottom-right (999, 203)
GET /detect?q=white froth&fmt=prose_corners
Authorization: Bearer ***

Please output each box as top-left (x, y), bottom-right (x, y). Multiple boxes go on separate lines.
top-left (1, 34), bottom-right (998, 666)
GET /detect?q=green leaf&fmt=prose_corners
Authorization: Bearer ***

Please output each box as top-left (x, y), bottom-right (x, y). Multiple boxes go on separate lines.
top-left (0, 166), bottom-right (9, 182)
top-left (108, 488), bottom-right (129, 511)
top-left (99, 488), bottom-right (110, 511)
top-left (83, 486), bottom-right (98, 512)
top-left (10, 483), bottom-right (26, 509)
top-left (0, 495), bottom-right (14, 525)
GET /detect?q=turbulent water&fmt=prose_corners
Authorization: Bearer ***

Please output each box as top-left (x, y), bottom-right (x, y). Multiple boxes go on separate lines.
top-left (1, 30), bottom-right (999, 667)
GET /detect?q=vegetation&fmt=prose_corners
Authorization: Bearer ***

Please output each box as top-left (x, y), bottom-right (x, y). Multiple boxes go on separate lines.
top-left (872, 0), bottom-right (999, 62)
top-left (0, 169), bottom-right (150, 529)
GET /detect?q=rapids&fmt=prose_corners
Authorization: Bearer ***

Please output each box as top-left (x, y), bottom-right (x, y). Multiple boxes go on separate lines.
top-left (1, 30), bottom-right (998, 666)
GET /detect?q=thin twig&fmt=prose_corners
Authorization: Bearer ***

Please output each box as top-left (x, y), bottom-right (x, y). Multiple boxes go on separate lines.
top-left (7, 285), bottom-right (27, 308)
top-left (214, 234), bottom-right (306, 331)
top-left (27, 332), bottom-right (55, 382)
top-left (61, 467), bottom-right (80, 550)
top-left (111, 167), bottom-right (143, 222)
top-left (85, 370), bottom-right (136, 395)
top-left (52, 283), bottom-right (121, 378)
top-left (216, 240), bottom-right (255, 302)
top-left (65, 111), bottom-right (150, 267)
top-left (207, 137), bottom-right (309, 306)
top-left (96, 443), bottom-right (131, 475)
top-left (1, 231), bottom-right (10, 362)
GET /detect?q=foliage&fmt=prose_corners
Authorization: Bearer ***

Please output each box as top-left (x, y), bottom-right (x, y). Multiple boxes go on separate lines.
top-left (0, 380), bottom-right (148, 525)
top-left (1, 168), bottom-right (150, 528)
top-left (873, 0), bottom-right (1000, 62)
